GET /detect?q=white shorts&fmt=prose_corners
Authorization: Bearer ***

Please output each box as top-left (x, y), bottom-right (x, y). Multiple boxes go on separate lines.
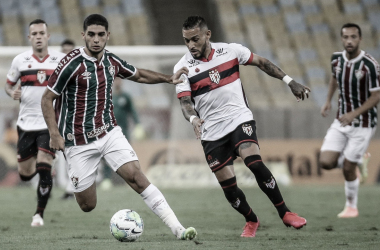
top-left (64, 126), bottom-right (138, 192)
top-left (321, 119), bottom-right (376, 163)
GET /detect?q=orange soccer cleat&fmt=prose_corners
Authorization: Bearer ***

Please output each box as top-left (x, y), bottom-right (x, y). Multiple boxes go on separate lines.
top-left (282, 212), bottom-right (307, 229)
top-left (337, 207), bottom-right (359, 218)
top-left (241, 220), bottom-right (260, 237)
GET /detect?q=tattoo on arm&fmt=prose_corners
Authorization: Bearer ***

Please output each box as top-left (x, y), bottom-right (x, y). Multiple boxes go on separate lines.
top-left (180, 96), bottom-right (197, 121)
top-left (259, 59), bottom-right (285, 79)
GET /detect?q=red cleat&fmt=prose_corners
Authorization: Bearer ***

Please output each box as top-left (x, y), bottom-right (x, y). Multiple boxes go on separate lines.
top-left (282, 212), bottom-right (307, 229)
top-left (240, 220), bottom-right (260, 237)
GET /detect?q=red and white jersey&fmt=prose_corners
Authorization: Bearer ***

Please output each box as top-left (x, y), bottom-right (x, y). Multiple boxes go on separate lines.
top-left (7, 49), bottom-right (65, 131)
top-left (174, 42), bottom-right (254, 141)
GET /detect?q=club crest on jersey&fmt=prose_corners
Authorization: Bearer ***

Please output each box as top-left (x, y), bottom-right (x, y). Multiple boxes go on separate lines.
top-left (82, 71), bottom-right (92, 80)
top-left (355, 69), bottom-right (364, 80)
top-left (108, 66), bottom-right (115, 76)
top-left (264, 176), bottom-right (276, 189)
top-left (67, 133), bottom-right (74, 141)
top-left (242, 124), bottom-right (253, 136)
top-left (71, 176), bottom-right (79, 188)
top-left (37, 71), bottom-right (46, 84)
top-left (209, 69), bottom-right (220, 84)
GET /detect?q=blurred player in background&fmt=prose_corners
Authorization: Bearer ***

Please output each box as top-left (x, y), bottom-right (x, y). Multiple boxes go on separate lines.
top-left (175, 16), bottom-right (309, 238)
top-left (60, 39), bottom-right (76, 54)
top-left (100, 77), bottom-right (145, 190)
top-left (320, 23), bottom-right (380, 218)
top-left (4, 19), bottom-right (65, 227)
top-left (57, 39), bottom-right (76, 200)
top-left (41, 14), bottom-right (197, 240)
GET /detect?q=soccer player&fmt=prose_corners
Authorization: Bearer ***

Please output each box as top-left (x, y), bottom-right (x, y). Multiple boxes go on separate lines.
top-left (175, 16), bottom-right (309, 238)
top-left (41, 14), bottom-right (196, 240)
top-left (4, 19), bottom-right (65, 227)
top-left (319, 23), bottom-right (380, 218)
top-left (60, 39), bottom-right (76, 54)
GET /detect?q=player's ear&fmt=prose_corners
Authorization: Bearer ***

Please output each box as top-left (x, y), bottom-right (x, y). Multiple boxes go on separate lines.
top-left (81, 31), bottom-right (85, 40)
top-left (107, 31), bottom-right (110, 41)
top-left (206, 30), bottom-right (211, 40)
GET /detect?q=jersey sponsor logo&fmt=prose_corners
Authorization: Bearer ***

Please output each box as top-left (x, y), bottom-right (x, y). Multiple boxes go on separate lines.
top-left (209, 69), bottom-right (220, 84)
top-left (50, 56), bottom-right (58, 61)
top-left (242, 124), bottom-right (253, 136)
top-left (86, 123), bottom-right (110, 138)
top-left (188, 59), bottom-right (200, 68)
top-left (264, 176), bottom-right (276, 189)
top-left (67, 133), bottom-right (75, 141)
top-left (215, 48), bottom-right (227, 57)
top-left (355, 69), bottom-right (364, 80)
top-left (23, 56), bottom-right (33, 62)
top-left (81, 71), bottom-right (92, 80)
top-left (108, 65), bottom-right (115, 76)
top-left (71, 176), bottom-right (79, 188)
top-left (55, 49), bottom-right (81, 74)
top-left (37, 70), bottom-right (46, 84)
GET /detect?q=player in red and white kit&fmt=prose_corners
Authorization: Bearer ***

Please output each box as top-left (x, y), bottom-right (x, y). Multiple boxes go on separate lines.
top-left (5, 19), bottom-right (65, 227)
top-left (175, 16), bottom-right (310, 237)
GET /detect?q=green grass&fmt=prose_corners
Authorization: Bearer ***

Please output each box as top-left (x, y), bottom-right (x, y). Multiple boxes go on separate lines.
top-left (0, 185), bottom-right (379, 250)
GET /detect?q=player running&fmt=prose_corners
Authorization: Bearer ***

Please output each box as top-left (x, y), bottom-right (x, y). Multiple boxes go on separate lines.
top-left (175, 16), bottom-right (309, 237)
top-left (5, 19), bottom-right (65, 227)
top-left (41, 14), bottom-right (196, 240)
top-left (320, 23), bottom-right (380, 218)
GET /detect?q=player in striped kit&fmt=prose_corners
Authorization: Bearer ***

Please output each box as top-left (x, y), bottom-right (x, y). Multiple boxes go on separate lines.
top-left (320, 23), bottom-right (380, 218)
top-left (175, 16), bottom-right (309, 238)
top-left (5, 19), bottom-right (65, 227)
top-left (41, 14), bottom-right (196, 240)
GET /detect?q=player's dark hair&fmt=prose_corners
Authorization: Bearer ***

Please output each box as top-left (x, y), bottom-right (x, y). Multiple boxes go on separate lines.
top-left (183, 16), bottom-right (208, 30)
top-left (83, 14), bottom-right (108, 31)
top-left (61, 39), bottom-right (75, 47)
top-left (341, 23), bottom-right (361, 37)
top-left (29, 19), bottom-right (48, 27)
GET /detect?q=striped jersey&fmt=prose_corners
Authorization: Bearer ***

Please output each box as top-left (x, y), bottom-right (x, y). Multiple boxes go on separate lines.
top-left (174, 42), bottom-right (254, 141)
top-left (331, 50), bottom-right (380, 127)
top-left (47, 47), bottom-right (136, 146)
top-left (7, 49), bottom-right (65, 131)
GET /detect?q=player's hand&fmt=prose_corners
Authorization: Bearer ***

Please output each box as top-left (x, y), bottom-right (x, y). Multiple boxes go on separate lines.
top-left (50, 133), bottom-right (65, 151)
top-left (338, 112), bottom-right (356, 127)
top-left (288, 81), bottom-right (311, 102)
top-left (191, 117), bottom-right (204, 140)
top-left (320, 102), bottom-right (331, 117)
top-left (12, 85), bottom-right (22, 100)
top-left (171, 67), bottom-right (189, 85)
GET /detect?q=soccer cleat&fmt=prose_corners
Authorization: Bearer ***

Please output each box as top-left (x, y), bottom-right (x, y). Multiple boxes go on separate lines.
top-left (241, 220), bottom-right (260, 237)
top-left (282, 212), bottom-right (307, 229)
top-left (358, 152), bottom-right (370, 184)
top-left (180, 227), bottom-right (197, 240)
top-left (337, 207), bottom-right (358, 218)
top-left (31, 214), bottom-right (44, 227)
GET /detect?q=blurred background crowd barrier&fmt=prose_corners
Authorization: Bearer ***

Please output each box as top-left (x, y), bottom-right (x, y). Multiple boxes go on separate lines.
top-left (0, 0), bottom-right (379, 187)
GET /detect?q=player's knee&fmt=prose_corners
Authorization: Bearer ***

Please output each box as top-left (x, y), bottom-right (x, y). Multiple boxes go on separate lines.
top-left (319, 159), bottom-right (335, 170)
top-left (244, 155), bottom-right (263, 170)
top-left (19, 172), bottom-right (37, 181)
top-left (79, 202), bottom-right (96, 212)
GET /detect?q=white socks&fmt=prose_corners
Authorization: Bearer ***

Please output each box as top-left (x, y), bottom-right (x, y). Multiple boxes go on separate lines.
top-left (140, 184), bottom-right (185, 238)
top-left (344, 178), bottom-right (359, 208)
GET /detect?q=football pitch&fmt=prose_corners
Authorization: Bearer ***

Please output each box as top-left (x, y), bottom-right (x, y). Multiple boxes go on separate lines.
top-left (0, 185), bottom-right (379, 250)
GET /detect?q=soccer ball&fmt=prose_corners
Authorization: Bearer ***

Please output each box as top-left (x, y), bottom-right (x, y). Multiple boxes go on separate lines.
top-left (109, 209), bottom-right (144, 242)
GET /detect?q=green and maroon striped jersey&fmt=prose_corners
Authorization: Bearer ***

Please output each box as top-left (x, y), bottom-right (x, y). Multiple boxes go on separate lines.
top-left (331, 50), bottom-right (380, 128)
top-left (47, 47), bottom-right (136, 146)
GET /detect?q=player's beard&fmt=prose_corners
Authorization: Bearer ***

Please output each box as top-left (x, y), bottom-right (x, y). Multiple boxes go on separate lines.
top-left (345, 44), bottom-right (359, 56)
top-left (193, 42), bottom-right (208, 60)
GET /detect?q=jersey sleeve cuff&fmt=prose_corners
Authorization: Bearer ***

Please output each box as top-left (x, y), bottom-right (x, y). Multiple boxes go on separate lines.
top-left (177, 91), bottom-right (191, 99)
top-left (244, 53), bottom-right (254, 65)
top-left (6, 79), bottom-right (17, 86)
top-left (369, 87), bottom-right (380, 92)
top-left (47, 86), bottom-right (61, 96)
top-left (126, 68), bottom-right (137, 79)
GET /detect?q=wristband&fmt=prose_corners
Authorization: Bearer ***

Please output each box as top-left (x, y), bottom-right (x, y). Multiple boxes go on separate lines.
top-left (189, 115), bottom-right (197, 124)
top-left (282, 75), bottom-right (293, 85)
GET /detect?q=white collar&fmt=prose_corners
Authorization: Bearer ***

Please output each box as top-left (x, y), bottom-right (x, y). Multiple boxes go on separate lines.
top-left (80, 47), bottom-right (105, 64)
top-left (342, 50), bottom-right (365, 64)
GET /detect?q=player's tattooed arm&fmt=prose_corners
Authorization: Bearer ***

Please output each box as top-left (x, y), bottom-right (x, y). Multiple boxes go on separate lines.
top-left (251, 55), bottom-right (285, 79)
top-left (180, 96), bottom-right (204, 139)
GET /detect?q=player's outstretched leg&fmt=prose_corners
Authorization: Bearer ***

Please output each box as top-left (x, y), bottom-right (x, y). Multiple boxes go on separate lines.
top-left (32, 162), bottom-right (53, 227)
top-left (244, 155), bottom-right (307, 229)
top-left (219, 176), bottom-right (260, 237)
